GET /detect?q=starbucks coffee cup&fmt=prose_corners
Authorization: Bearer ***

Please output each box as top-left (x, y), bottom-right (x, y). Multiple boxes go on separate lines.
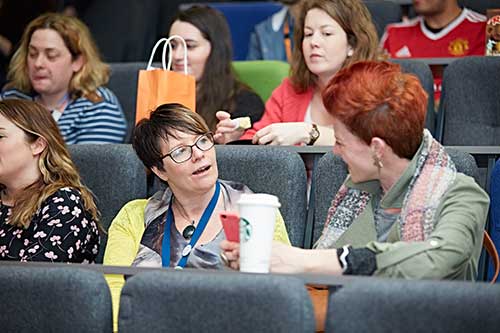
top-left (238, 193), bottom-right (281, 273)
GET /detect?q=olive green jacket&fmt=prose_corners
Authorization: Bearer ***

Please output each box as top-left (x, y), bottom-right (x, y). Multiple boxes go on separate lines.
top-left (333, 148), bottom-right (489, 280)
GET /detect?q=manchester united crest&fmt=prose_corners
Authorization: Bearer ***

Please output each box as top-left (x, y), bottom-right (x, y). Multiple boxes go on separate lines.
top-left (448, 38), bottom-right (469, 56)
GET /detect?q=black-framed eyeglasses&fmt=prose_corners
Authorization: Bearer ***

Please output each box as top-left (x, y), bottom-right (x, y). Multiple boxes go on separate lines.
top-left (160, 133), bottom-right (215, 164)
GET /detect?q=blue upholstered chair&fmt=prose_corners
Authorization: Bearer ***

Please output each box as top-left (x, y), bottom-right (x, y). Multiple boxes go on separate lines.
top-left (69, 144), bottom-right (148, 262)
top-left (0, 265), bottom-right (112, 332)
top-left (390, 58), bottom-right (436, 135)
top-left (311, 148), bottom-right (480, 246)
top-left (119, 270), bottom-right (314, 332)
top-left (326, 278), bottom-right (500, 333)
top-left (437, 56), bottom-right (500, 145)
top-left (150, 145), bottom-right (308, 247)
top-left (108, 62), bottom-right (144, 142)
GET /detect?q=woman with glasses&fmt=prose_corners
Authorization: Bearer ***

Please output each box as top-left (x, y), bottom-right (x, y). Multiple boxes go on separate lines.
top-left (103, 103), bottom-right (290, 329)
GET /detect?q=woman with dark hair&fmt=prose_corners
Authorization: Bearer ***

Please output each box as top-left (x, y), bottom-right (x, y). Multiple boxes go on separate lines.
top-left (168, 5), bottom-right (264, 131)
top-left (222, 61), bottom-right (489, 280)
top-left (215, 0), bottom-right (380, 145)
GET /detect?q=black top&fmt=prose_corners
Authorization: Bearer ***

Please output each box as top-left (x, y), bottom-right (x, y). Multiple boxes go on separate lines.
top-left (231, 88), bottom-right (265, 126)
top-left (0, 187), bottom-right (100, 263)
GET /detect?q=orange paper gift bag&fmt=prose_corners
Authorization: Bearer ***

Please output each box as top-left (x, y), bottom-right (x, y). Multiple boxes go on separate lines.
top-left (135, 36), bottom-right (196, 123)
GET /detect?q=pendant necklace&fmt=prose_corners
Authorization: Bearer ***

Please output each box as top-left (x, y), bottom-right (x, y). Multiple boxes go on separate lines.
top-left (174, 198), bottom-right (197, 240)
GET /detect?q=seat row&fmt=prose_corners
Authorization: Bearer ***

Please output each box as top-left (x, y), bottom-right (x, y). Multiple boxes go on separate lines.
top-left (2, 263), bottom-right (500, 333)
top-left (108, 56), bottom-right (500, 147)
top-left (67, 144), bottom-right (480, 262)
top-left (107, 58), bottom-right (436, 142)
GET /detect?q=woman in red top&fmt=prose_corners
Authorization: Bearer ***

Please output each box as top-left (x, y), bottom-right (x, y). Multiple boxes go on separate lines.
top-left (214, 0), bottom-right (379, 146)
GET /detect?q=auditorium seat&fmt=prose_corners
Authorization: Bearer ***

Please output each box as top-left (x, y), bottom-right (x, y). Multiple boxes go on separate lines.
top-left (119, 270), bottom-right (314, 332)
top-left (69, 144), bottom-right (148, 262)
top-left (233, 60), bottom-right (290, 102)
top-left (437, 56), bottom-right (500, 145)
top-left (0, 265), bottom-right (112, 332)
top-left (326, 278), bottom-right (500, 333)
top-left (390, 59), bottom-right (436, 135)
top-left (310, 148), bottom-right (480, 246)
top-left (150, 145), bottom-right (308, 247)
top-left (364, 0), bottom-right (402, 38)
top-left (108, 63), bottom-right (144, 142)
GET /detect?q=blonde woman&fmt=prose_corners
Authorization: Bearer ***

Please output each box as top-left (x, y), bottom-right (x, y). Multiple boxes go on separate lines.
top-left (0, 99), bottom-right (100, 262)
top-left (1, 13), bottom-right (127, 144)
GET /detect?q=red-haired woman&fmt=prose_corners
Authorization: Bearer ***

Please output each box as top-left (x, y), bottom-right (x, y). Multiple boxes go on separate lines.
top-left (222, 60), bottom-right (489, 280)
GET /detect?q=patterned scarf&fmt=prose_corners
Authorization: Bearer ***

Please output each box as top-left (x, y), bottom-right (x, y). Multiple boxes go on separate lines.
top-left (315, 130), bottom-right (457, 249)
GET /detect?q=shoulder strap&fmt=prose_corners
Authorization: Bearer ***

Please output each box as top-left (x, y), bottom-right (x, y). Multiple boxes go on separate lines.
top-left (483, 230), bottom-right (499, 283)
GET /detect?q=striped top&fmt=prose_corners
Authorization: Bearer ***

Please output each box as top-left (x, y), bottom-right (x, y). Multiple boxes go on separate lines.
top-left (1, 87), bottom-right (127, 144)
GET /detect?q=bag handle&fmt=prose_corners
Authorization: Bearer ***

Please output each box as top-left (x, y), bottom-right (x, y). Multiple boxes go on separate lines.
top-left (145, 36), bottom-right (189, 75)
top-left (483, 230), bottom-right (499, 283)
top-left (164, 35), bottom-right (188, 75)
top-left (146, 37), bottom-right (169, 70)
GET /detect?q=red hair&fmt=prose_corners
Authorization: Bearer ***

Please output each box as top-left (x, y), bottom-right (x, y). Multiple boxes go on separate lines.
top-left (322, 61), bottom-right (427, 159)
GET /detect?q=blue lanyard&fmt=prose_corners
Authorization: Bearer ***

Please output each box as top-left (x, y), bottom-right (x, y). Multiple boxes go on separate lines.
top-left (161, 181), bottom-right (221, 268)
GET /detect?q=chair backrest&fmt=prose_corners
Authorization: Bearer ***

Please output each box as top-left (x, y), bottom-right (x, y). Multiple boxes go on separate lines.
top-left (364, 0), bottom-right (402, 38)
top-left (390, 58), bottom-right (436, 135)
top-left (437, 56), bottom-right (500, 145)
top-left (207, 2), bottom-right (283, 60)
top-left (312, 148), bottom-right (479, 246)
top-left (69, 144), bottom-right (148, 262)
top-left (119, 270), bottom-right (314, 333)
top-left (326, 278), bottom-right (500, 333)
top-left (233, 60), bottom-right (290, 102)
top-left (150, 145), bottom-right (308, 247)
top-left (108, 62), bottom-right (145, 143)
top-left (0, 265), bottom-right (112, 333)
top-left (489, 159), bottom-right (500, 282)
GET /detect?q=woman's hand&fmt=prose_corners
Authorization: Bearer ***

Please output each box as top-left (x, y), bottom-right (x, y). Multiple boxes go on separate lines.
top-left (220, 240), bottom-right (240, 270)
top-left (270, 242), bottom-right (310, 273)
top-left (252, 122), bottom-right (311, 145)
top-left (214, 111), bottom-right (245, 144)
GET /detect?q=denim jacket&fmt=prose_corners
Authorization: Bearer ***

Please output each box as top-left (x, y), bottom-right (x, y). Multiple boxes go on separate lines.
top-left (247, 7), bottom-right (292, 61)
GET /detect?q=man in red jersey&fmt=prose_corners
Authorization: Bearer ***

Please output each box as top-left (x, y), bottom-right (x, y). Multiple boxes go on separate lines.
top-left (381, 0), bottom-right (486, 101)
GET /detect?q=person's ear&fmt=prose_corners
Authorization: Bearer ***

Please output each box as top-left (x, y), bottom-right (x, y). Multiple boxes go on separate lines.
top-left (71, 54), bottom-right (84, 73)
top-left (151, 165), bottom-right (168, 182)
top-left (370, 137), bottom-right (386, 161)
top-left (30, 136), bottom-right (47, 156)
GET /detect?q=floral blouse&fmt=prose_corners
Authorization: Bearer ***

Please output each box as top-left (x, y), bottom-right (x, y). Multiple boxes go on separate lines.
top-left (0, 187), bottom-right (100, 263)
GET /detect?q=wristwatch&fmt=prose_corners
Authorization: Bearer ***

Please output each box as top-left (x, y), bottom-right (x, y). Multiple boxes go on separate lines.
top-left (308, 123), bottom-right (320, 145)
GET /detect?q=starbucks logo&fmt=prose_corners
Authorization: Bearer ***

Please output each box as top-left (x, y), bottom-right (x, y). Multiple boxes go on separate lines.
top-left (240, 217), bottom-right (252, 242)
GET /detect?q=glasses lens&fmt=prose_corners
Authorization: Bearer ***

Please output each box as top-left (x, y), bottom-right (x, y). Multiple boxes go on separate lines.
top-left (197, 134), bottom-right (214, 151)
top-left (170, 146), bottom-right (191, 163)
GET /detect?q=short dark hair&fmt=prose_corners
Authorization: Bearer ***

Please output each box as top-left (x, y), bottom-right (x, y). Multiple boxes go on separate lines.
top-left (132, 103), bottom-right (210, 171)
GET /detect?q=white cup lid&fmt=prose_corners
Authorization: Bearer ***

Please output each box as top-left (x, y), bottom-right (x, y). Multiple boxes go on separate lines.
top-left (237, 193), bottom-right (281, 208)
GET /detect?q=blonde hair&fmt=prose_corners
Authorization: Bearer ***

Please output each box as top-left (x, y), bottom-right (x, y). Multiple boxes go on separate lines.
top-left (6, 13), bottom-right (109, 102)
top-left (0, 99), bottom-right (100, 229)
top-left (290, 0), bottom-right (380, 92)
